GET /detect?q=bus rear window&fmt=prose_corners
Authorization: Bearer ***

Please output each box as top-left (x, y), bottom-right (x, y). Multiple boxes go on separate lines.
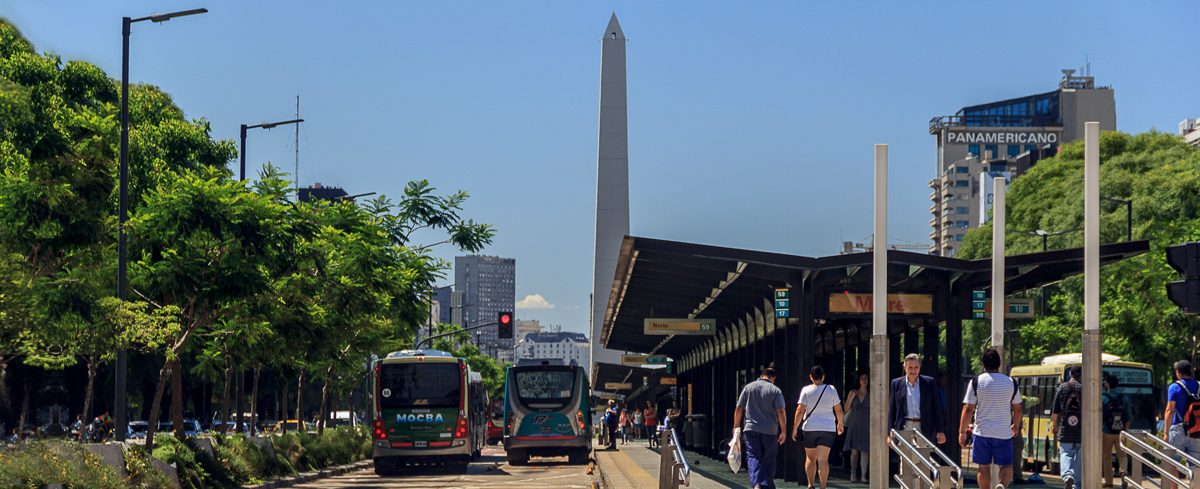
top-left (515, 370), bottom-right (576, 407)
top-left (379, 363), bottom-right (461, 408)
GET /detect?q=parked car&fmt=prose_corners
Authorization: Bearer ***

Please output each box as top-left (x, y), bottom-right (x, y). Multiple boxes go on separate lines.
top-left (128, 421), bottom-right (149, 439)
top-left (272, 420), bottom-right (314, 434)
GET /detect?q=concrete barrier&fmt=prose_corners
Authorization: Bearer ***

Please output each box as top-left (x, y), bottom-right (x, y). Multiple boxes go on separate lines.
top-left (194, 438), bottom-right (215, 458)
top-left (249, 436), bottom-right (276, 459)
top-left (83, 443), bottom-right (127, 479)
top-left (150, 458), bottom-right (180, 489)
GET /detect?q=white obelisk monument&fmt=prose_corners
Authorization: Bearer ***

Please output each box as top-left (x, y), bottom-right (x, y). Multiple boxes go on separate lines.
top-left (591, 13), bottom-right (629, 375)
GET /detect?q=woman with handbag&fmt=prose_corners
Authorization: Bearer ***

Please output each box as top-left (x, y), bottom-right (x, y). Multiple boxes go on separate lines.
top-left (791, 366), bottom-right (844, 489)
top-left (842, 371), bottom-right (870, 483)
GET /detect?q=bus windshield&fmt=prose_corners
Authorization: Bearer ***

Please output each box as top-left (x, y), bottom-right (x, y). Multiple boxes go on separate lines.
top-left (515, 369), bottom-right (576, 408)
top-left (379, 363), bottom-right (462, 408)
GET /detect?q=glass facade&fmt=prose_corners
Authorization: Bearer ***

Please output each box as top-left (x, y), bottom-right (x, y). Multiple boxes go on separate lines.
top-left (985, 144), bottom-right (998, 158)
top-left (957, 90), bottom-right (1061, 127)
top-left (969, 145), bottom-right (980, 157)
top-left (1008, 145), bottom-right (1020, 157)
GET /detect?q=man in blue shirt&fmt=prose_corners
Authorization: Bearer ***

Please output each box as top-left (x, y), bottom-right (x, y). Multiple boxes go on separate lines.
top-left (1164, 360), bottom-right (1200, 489)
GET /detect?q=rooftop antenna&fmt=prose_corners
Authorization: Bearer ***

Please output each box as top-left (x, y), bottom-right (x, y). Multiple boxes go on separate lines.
top-left (1086, 55), bottom-right (1091, 76)
top-left (294, 95), bottom-right (300, 193)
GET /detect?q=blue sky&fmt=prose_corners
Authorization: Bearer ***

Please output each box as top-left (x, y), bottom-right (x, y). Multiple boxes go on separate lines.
top-left (3, 1), bottom-right (1196, 335)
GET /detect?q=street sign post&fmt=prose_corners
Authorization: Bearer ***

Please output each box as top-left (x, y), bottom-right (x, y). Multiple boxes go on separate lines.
top-left (978, 298), bottom-right (1036, 318)
top-left (643, 318), bottom-right (716, 335)
top-left (972, 290), bottom-right (987, 319)
top-left (620, 354), bottom-right (669, 365)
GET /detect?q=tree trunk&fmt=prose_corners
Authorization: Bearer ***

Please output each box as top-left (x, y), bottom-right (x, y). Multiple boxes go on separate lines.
top-left (144, 359), bottom-right (173, 454)
top-left (280, 377), bottom-right (289, 434)
top-left (0, 355), bottom-right (12, 422)
top-left (171, 358), bottom-right (185, 440)
top-left (220, 353), bottom-right (232, 435)
top-left (17, 381), bottom-right (30, 441)
top-left (318, 364), bottom-right (333, 435)
top-left (249, 367), bottom-right (261, 436)
top-left (79, 355), bottom-right (97, 442)
top-left (295, 371), bottom-right (305, 432)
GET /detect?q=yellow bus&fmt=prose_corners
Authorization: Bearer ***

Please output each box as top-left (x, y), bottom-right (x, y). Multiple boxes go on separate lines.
top-left (1010, 353), bottom-right (1158, 472)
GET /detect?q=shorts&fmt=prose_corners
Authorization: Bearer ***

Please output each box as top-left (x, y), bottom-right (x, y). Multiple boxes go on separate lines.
top-left (1169, 424), bottom-right (1200, 463)
top-left (971, 435), bottom-right (1014, 466)
top-left (802, 431), bottom-right (836, 449)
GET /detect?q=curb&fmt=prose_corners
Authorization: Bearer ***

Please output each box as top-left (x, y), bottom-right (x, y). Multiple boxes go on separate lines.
top-left (242, 460), bottom-right (374, 488)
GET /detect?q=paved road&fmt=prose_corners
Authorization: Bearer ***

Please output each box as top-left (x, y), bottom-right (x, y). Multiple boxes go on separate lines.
top-left (294, 448), bottom-right (596, 488)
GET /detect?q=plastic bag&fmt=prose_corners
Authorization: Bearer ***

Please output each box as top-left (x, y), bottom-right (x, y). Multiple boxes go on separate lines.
top-left (727, 428), bottom-right (742, 473)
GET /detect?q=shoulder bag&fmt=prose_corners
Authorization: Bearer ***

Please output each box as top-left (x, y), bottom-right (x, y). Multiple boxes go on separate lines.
top-left (797, 385), bottom-right (829, 442)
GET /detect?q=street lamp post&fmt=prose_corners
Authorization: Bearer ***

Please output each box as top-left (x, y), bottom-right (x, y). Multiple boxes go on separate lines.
top-left (118, 7), bottom-right (208, 443)
top-left (1102, 196), bottom-right (1133, 242)
top-left (1022, 229), bottom-right (1080, 317)
top-left (240, 119), bottom-right (304, 181)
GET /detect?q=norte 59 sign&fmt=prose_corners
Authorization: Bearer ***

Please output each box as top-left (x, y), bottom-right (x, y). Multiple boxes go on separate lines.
top-left (643, 318), bottom-right (716, 336)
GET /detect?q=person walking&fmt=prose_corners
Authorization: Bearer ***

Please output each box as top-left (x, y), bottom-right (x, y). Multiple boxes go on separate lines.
top-left (791, 365), bottom-right (844, 489)
top-left (644, 400), bottom-right (659, 448)
top-left (1163, 360), bottom-right (1200, 489)
top-left (1050, 365), bottom-right (1083, 489)
top-left (735, 367), bottom-right (787, 489)
top-left (619, 409), bottom-right (630, 445)
top-left (842, 371), bottom-right (870, 484)
top-left (959, 347), bottom-right (1022, 489)
top-left (604, 400), bottom-right (620, 449)
top-left (888, 353), bottom-right (947, 445)
top-left (632, 407), bottom-right (644, 441)
top-left (1102, 374), bottom-right (1131, 487)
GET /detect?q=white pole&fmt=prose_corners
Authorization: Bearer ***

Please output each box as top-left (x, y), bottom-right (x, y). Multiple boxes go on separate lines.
top-left (1082, 121), bottom-right (1102, 489)
top-left (869, 144), bottom-right (889, 489)
top-left (992, 176), bottom-right (1006, 370)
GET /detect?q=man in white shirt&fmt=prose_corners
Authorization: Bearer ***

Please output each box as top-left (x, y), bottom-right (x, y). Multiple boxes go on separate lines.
top-left (959, 347), bottom-right (1022, 489)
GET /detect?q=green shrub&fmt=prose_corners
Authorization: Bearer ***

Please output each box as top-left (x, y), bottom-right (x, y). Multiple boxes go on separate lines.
top-left (151, 435), bottom-right (235, 489)
top-left (123, 446), bottom-right (177, 489)
top-left (0, 441), bottom-right (127, 489)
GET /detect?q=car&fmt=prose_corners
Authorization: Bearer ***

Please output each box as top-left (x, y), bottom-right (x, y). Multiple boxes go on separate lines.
top-left (128, 421), bottom-right (149, 439)
top-left (271, 420), bottom-right (314, 434)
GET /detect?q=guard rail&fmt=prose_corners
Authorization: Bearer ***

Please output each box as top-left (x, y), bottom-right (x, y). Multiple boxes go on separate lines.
top-left (1121, 430), bottom-right (1200, 489)
top-left (889, 429), bottom-right (962, 489)
top-left (658, 427), bottom-right (690, 489)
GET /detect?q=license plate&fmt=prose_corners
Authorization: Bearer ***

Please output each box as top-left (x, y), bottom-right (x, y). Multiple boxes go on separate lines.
top-left (413, 441), bottom-right (428, 448)
top-left (540, 426), bottom-right (552, 433)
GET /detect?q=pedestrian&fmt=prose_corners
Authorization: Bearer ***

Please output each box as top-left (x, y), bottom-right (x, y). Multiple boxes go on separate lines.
top-left (632, 407), bottom-right (644, 441)
top-left (959, 347), bottom-right (1022, 489)
top-left (791, 365), bottom-right (844, 489)
top-left (619, 409), bottom-right (630, 445)
top-left (1163, 360), bottom-right (1200, 489)
top-left (605, 400), bottom-right (620, 449)
top-left (888, 354), bottom-right (947, 444)
top-left (735, 367), bottom-right (787, 489)
top-left (1050, 365), bottom-right (1083, 489)
top-left (644, 400), bottom-right (659, 448)
top-left (842, 371), bottom-right (870, 484)
top-left (666, 401), bottom-right (683, 442)
top-left (1102, 374), bottom-right (1131, 488)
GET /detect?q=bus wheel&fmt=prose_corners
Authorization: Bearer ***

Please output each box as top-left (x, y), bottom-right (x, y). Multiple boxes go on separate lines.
top-left (507, 449), bottom-right (527, 466)
top-left (568, 449), bottom-right (589, 465)
top-left (374, 459), bottom-right (399, 477)
top-left (450, 459), bottom-right (470, 473)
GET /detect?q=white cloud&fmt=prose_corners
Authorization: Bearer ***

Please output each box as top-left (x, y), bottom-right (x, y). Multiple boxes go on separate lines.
top-left (516, 294), bottom-right (555, 310)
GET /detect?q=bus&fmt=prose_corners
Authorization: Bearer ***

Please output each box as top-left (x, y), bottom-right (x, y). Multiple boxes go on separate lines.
top-left (502, 362), bottom-right (592, 465)
top-left (1011, 353), bottom-right (1158, 472)
top-left (370, 350), bottom-right (489, 475)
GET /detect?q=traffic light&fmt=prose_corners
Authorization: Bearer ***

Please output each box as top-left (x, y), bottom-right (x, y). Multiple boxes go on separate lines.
top-left (1167, 242), bottom-right (1200, 315)
top-left (498, 311), bottom-right (513, 339)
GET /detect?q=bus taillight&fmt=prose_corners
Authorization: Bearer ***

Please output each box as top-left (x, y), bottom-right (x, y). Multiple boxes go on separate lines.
top-left (455, 417), bottom-right (468, 438)
top-left (576, 411), bottom-right (585, 429)
top-left (372, 420), bottom-right (386, 440)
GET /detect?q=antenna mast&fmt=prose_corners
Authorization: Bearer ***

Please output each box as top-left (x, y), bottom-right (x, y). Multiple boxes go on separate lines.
top-left (294, 95), bottom-right (300, 192)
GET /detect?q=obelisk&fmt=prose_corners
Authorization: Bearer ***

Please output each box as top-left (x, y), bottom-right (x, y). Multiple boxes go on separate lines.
top-left (591, 13), bottom-right (629, 376)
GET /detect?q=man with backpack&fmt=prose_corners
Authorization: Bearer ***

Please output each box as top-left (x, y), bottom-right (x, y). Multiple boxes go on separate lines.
top-left (1050, 365), bottom-right (1083, 489)
top-left (1102, 374), bottom-right (1131, 488)
top-left (1163, 360), bottom-right (1200, 489)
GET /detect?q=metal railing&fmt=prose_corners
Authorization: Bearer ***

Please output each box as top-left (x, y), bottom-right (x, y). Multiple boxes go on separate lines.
top-left (658, 428), bottom-right (690, 489)
top-left (1121, 430), bottom-right (1200, 489)
top-left (889, 429), bottom-right (963, 489)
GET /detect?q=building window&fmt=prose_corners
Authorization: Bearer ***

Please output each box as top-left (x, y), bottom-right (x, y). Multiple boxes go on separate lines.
top-left (955, 166), bottom-right (969, 174)
top-left (1025, 145), bottom-right (1037, 153)
top-left (955, 180), bottom-right (969, 187)
top-left (969, 145), bottom-right (980, 157)
top-left (1008, 145), bottom-right (1020, 157)
top-left (957, 207), bottom-right (970, 214)
top-left (991, 164), bottom-right (1008, 173)
top-left (956, 221), bottom-right (969, 228)
top-left (985, 144), bottom-right (998, 159)
top-left (956, 234), bottom-right (965, 241)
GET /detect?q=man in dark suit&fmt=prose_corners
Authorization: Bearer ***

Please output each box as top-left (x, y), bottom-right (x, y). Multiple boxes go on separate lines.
top-left (888, 353), bottom-right (946, 444)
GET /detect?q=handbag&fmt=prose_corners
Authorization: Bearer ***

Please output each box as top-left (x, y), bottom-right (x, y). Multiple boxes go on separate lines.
top-left (843, 393), bottom-right (855, 430)
top-left (797, 385), bottom-right (829, 442)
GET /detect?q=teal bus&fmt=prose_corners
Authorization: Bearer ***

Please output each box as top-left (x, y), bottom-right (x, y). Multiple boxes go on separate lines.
top-left (370, 350), bottom-right (488, 475)
top-left (502, 362), bottom-right (592, 465)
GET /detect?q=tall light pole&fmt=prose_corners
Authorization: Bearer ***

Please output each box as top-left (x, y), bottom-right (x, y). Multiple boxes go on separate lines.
top-left (1082, 122), bottom-right (1103, 489)
top-left (869, 144), bottom-right (888, 489)
top-left (240, 119), bottom-right (304, 181)
top-left (118, 7), bottom-right (208, 442)
top-left (1021, 228), bottom-right (1081, 317)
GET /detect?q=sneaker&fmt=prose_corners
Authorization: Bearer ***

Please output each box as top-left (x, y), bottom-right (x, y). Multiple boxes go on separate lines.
top-left (1064, 477), bottom-right (1075, 489)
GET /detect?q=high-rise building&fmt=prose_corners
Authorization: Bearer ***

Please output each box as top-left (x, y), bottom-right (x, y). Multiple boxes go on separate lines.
top-left (432, 286), bottom-right (463, 326)
top-left (591, 13), bottom-right (630, 375)
top-left (928, 72), bottom-right (1116, 257)
top-left (455, 255), bottom-right (516, 360)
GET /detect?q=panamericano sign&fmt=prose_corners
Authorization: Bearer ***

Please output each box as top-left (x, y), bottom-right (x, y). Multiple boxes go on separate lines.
top-left (947, 131), bottom-right (1058, 144)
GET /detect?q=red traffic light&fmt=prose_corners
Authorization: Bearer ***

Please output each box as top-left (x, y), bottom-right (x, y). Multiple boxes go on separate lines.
top-left (498, 311), bottom-right (514, 339)
top-left (500, 314), bottom-right (511, 324)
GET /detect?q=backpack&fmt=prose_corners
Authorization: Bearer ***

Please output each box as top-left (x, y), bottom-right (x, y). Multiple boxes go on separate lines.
top-left (1174, 380), bottom-right (1200, 438)
top-left (1062, 383), bottom-right (1082, 429)
top-left (1102, 392), bottom-right (1127, 433)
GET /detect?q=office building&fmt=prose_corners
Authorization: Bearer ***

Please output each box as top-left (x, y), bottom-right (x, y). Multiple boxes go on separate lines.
top-left (928, 71), bottom-right (1116, 256)
top-left (432, 286), bottom-right (463, 326)
top-left (454, 255), bottom-right (516, 360)
top-left (516, 332), bottom-right (590, 368)
top-left (1180, 119), bottom-right (1200, 147)
top-left (514, 319), bottom-right (544, 347)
